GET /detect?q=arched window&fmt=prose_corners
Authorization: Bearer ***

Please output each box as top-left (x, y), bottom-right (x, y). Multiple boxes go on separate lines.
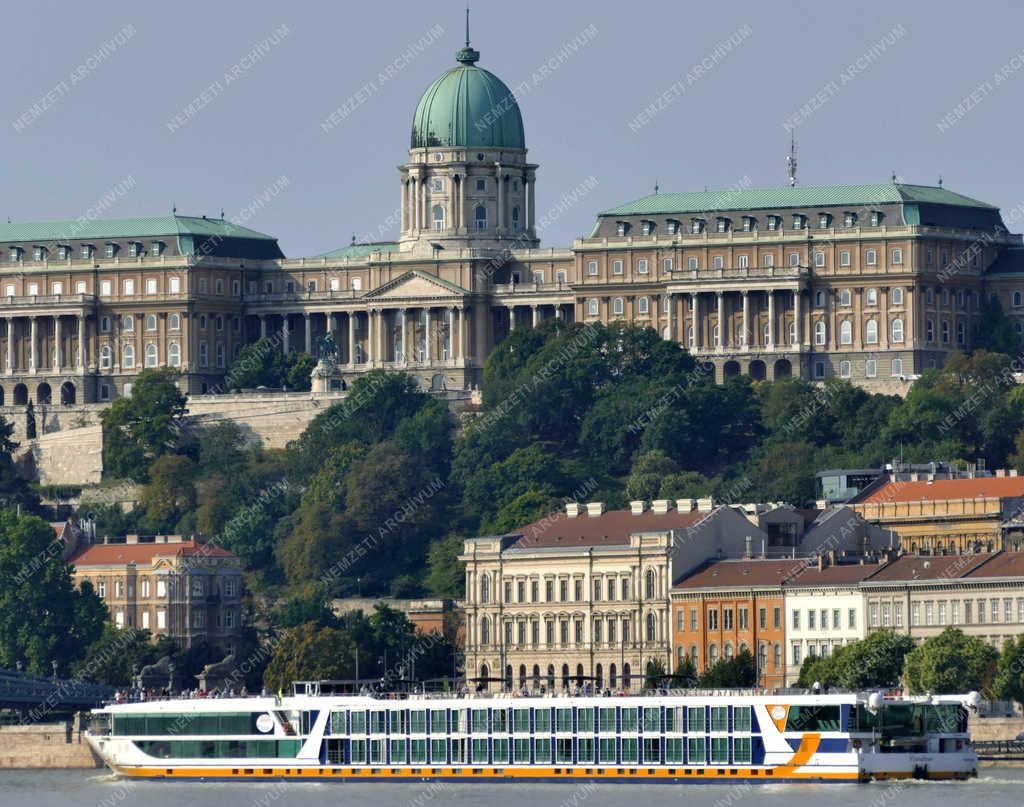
top-left (638, 296), bottom-right (649, 315)
top-left (169, 313), bottom-right (180, 330)
top-left (587, 298), bottom-right (599, 316)
top-left (892, 287), bottom-right (904, 306)
top-left (724, 642), bottom-right (734, 661)
top-left (99, 345), bottom-right (112, 369)
top-left (814, 290), bottom-right (825, 308)
top-left (622, 662), bottom-right (631, 690)
top-left (480, 616), bottom-right (490, 645)
top-left (609, 663), bottom-right (617, 689)
top-left (866, 288), bottom-right (878, 306)
top-left (891, 318), bottom-right (904, 343)
top-left (474, 205), bottom-right (487, 230)
top-left (122, 314), bottom-right (134, 331)
top-left (645, 569), bottom-right (656, 599)
top-left (690, 645), bottom-right (699, 670)
top-left (199, 342), bottom-right (209, 367)
top-left (122, 344), bottom-right (135, 369)
top-left (146, 314), bottom-right (157, 331)
top-left (547, 664), bottom-right (555, 689)
top-left (774, 643), bottom-right (781, 669)
top-left (145, 343), bottom-right (158, 367)
top-left (612, 297), bottom-right (624, 316)
top-left (480, 575), bottom-right (490, 604)
top-left (1015, 291), bottom-right (1023, 308)
top-left (168, 342), bottom-right (181, 367)
top-left (431, 204), bottom-right (445, 231)
top-left (838, 320), bottom-right (852, 345)
top-left (646, 612), bottom-right (656, 642)
top-left (708, 644), bottom-right (718, 667)
top-left (512, 206), bottom-right (520, 230)
top-left (814, 321), bottom-right (825, 345)
top-left (865, 319), bottom-right (878, 344)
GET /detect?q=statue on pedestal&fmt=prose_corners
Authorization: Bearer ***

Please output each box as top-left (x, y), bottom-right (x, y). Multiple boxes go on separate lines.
top-left (311, 332), bottom-right (344, 393)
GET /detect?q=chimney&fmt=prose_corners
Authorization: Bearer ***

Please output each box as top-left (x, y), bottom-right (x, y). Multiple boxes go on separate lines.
top-left (996, 469), bottom-right (1006, 478)
top-left (630, 500), bottom-right (646, 515)
top-left (744, 535), bottom-right (752, 558)
top-left (652, 499), bottom-right (671, 515)
top-left (697, 497), bottom-right (714, 512)
top-left (585, 502), bottom-right (605, 517)
top-left (566, 502), bottom-right (581, 518)
top-left (125, 534), bottom-right (138, 545)
top-left (676, 498), bottom-right (695, 512)
top-left (817, 553), bottom-right (825, 572)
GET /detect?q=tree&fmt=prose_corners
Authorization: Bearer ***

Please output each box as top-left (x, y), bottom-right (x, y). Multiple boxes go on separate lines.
top-left (425, 534), bottom-right (466, 598)
top-left (263, 622), bottom-right (357, 693)
top-left (974, 295), bottom-right (1019, 356)
top-left (224, 338), bottom-right (316, 392)
top-left (903, 627), bottom-right (998, 694)
top-left (138, 454), bottom-right (197, 532)
top-left (0, 511), bottom-right (107, 675)
top-left (797, 630), bottom-right (914, 689)
top-left (644, 658), bottom-right (667, 689)
top-left (699, 650), bottom-right (756, 688)
top-left (100, 369), bottom-right (186, 482)
top-left (72, 625), bottom-right (160, 687)
top-left (670, 655), bottom-right (697, 688)
top-left (993, 636), bottom-right (1024, 707)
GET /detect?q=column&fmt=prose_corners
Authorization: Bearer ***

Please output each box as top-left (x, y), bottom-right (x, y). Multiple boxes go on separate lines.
top-left (367, 310), bottom-right (375, 366)
top-left (54, 315), bottom-right (62, 370)
top-left (400, 308), bottom-right (408, 363)
top-left (77, 315), bottom-right (85, 370)
top-left (693, 294), bottom-right (702, 349)
top-left (379, 309), bottom-right (388, 363)
top-left (457, 306), bottom-right (465, 361)
top-left (531, 305), bottom-right (539, 328)
top-left (420, 177), bottom-right (428, 234)
top-left (508, 306), bottom-right (516, 331)
top-left (880, 287), bottom-right (889, 349)
top-left (424, 308), bottom-right (432, 362)
top-left (460, 174), bottom-right (468, 234)
top-left (495, 168), bottom-right (504, 232)
top-left (400, 178), bottom-right (407, 234)
top-left (741, 292), bottom-right (750, 350)
top-left (526, 172), bottom-right (536, 234)
top-left (716, 293), bottom-right (725, 349)
top-left (29, 316), bottom-right (37, 373)
top-left (304, 313), bottom-right (312, 354)
top-left (348, 313), bottom-right (356, 367)
top-left (259, 314), bottom-right (267, 339)
top-left (555, 304), bottom-right (563, 321)
top-left (5, 318), bottom-right (13, 374)
top-left (282, 314), bottom-right (290, 353)
top-left (905, 285), bottom-right (915, 345)
top-left (793, 289), bottom-right (802, 346)
top-left (767, 291), bottom-right (776, 348)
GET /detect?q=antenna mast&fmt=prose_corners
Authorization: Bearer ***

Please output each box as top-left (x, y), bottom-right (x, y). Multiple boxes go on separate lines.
top-left (786, 132), bottom-right (798, 187)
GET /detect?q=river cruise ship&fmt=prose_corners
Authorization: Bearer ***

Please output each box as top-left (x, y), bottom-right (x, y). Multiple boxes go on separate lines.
top-left (86, 685), bottom-right (978, 783)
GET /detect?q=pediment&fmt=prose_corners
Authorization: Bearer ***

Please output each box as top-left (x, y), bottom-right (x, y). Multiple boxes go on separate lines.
top-left (365, 270), bottom-right (467, 301)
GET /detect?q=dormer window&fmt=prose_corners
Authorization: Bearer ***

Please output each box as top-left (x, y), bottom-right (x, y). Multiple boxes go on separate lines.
top-left (32, 246), bottom-right (46, 261)
top-left (80, 244), bottom-right (93, 260)
top-left (716, 217), bottom-right (730, 233)
top-left (767, 215), bottom-right (780, 231)
top-left (616, 221), bottom-right (630, 237)
top-left (105, 243), bottom-right (118, 259)
top-left (58, 245), bottom-right (70, 260)
top-left (9, 247), bottom-right (22, 263)
top-left (151, 240), bottom-right (164, 256)
top-left (666, 219), bottom-right (680, 235)
top-left (870, 210), bottom-right (883, 227)
top-left (640, 220), bottom-right (654, 236)
top-left (818, 213), bottom-right (832, 228)
top-left (691, 218), bottom-right (705, 234)
top-left (792, 214), bottom-right (806, 230)
top-left (128, 241), bottom-right (140, 257)
top-left (742, 216), bottom-right (756, 232)
top-left (843, 211), bottom-right (857, 228)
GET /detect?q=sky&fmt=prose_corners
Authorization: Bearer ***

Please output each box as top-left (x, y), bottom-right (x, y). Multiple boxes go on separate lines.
top-left (2, 0), bottom-right (1024, 257)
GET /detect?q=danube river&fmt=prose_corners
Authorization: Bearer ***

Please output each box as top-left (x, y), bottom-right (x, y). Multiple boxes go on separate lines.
top-left (0, 768), bottom-right (1021, 807)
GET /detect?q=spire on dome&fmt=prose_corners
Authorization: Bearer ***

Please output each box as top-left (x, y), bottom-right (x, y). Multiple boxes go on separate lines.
top-left (455, 7), bottom-right (480, 64)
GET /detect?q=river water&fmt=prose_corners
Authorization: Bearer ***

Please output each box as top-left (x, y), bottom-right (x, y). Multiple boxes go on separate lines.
top-left (0, 768), bottom-right (1020, 807)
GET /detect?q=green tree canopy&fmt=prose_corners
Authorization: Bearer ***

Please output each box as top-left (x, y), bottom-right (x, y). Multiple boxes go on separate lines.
top-left (903, 627), bottom-right (998, 694)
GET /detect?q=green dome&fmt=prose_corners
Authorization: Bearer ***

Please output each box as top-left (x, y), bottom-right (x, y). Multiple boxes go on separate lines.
top-left (411, 47), bottom-right (525, 150)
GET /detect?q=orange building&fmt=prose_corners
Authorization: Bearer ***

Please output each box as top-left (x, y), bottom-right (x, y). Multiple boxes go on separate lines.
top-left (671, 558), bottom-right (796, 688)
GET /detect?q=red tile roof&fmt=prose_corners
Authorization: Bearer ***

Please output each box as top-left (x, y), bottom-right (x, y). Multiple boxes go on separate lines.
top-left (965, 551), bottom-right (1024, 579)
top-left (673, 558), bottom-right (809, 589)
top-left (862, 552), bottom-right (994, 582)
top-left (857, 477), bottom-right (1024, 503)
top-left (508, 508), bottom-right (710, 550)
top-left (787, 562), bottom-right (884, 586)
top-left (70, 540), bottom-right (234, 567)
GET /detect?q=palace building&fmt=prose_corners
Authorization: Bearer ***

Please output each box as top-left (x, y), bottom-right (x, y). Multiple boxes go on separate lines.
top-left (1, 28), bottom-right (1023, 410)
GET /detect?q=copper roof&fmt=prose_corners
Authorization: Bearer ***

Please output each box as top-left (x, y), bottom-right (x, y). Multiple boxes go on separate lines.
top-left (70, 540), bottom-right (234, 567)
top-left (508, 508), bottom-right (710, 550)
top-left (857, 477), bottom-right (1024, 503)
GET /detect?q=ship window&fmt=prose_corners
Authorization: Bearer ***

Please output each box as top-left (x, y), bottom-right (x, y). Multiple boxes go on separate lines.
top-left (687, 707), bottom-right (705, 733)
top-left (687, 737), bottom-right (705, 764)
top-left (710, 707), bottom-right (728, 732)
top-left (733, 706), bottom-right (751, 732)
top-left (734, 737), bottom-right (752, 763)
top-left (785, 704), bottom-right (841, 732)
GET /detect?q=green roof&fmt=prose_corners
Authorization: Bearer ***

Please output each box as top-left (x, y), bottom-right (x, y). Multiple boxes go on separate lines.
top-left (600, 183), bottom-right (998, 216)
top-left (411, 46), bottom-right (525, 150)
top-left (318, 242), bottom-right (398, 260)
top-left (0, 214), bottom-right (277, 243)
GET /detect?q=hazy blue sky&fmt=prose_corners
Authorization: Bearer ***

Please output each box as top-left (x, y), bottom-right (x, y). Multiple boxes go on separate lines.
top-left (4, 0), bottom-right (1024, 256)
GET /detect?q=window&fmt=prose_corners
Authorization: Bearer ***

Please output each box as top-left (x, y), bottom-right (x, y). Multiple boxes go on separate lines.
top-left (123, 279), bottom-right (135, 296)
top-left (587, 260), bottom-right (598, 276)
top-left (99, 345), bottom-right (112, 369)
top-left (716, 217), bottom-right (729, 233)
top-left (891, 318), bottom-right (904, 343)
top-left (638, 296), bottom-right (649, 315)
top-left (123, 344), bottom-right (135, 369)
top-left (713, 255), bottom-right (724, 269)
top-left (891, 358), bottom-right (903, 376)
top-left (105, 243), bottom-right (117, 259)
top-left (865, 319), bottom-right (878, 344)
top-left (814, 251), bottom-right (825, 267)
top-left (637, 258), bottom-right (648, 274)
top-left (865, 358), bottom-right (876, 377)
top-left (640, 220), bottom-right (653, 236)
top-left (586, 298), bottom-right (599, 316)
top-left (926, 319), bottom-right (934, 342)
top-left (33, 246), bottom-right (46, 261)
top-left (767, 215), bottom-right (779, 231)
top-left (763, 253), bottom-right (774, 267)
top-left (814, 290), bottom-right (825, 308)
top-left (474, 205), bottom-right (487, 230)
top-left (742, 216), bottom-right (755, 231)
top-left (792, 214), bottom-right (805, 230)
top-left (818, 213), bottom-right (831, 229)
top-left (892, 287), bottom-right (904, 305)
top-left (475, 178), bottom-right (486, 191)
top-left (737, 254), bottom-right (748, 268)
top-left (814, 321), bottom-right (826, 345)
top-left (151, 241), bottom-right (163, 256)
top-left (870, 211), bottom-right (883, 226)
top-left (168, 276), bottom-right (181, 294)
top-left (145, 343), bottom-right (158, 368)
top-left (840, 288), bottom-right (852, 306)
top-left (80, 244), bottom-right (93, 260)
top-left (839, 360), bottom-right (851, 378)
top-left (145, 314), bottom-right (157, 331)
top-left (809, 610), bottom-right (817, 630)
top-left (942, 320), bottom-right (950, 343)
top-left (431, 204), bottom-right (445, 231)
top-left (610, 297), bottom-right (624, 316)
top-left (814, 361), bottom-right (825, 379)
top-left (840, 320), bottom-right (852, 345)
top-left (789, 252), bottom-right (800, 267)
top-left (662, 257), bottom-right (673, 273)
top-left (666, 219), bottom-right (680, 235)
top-left (891, 248), bottom-right (903, 265)
top-left (612, 260), bottom-right (623, 275)
top-left (839, 250), bottom-right (850, 267)
top-left (865, 249), bottom-right (877, 266)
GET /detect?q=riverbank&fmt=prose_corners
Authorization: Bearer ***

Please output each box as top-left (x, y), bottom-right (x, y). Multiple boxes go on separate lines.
top-left (0, 724), bottom-right (100, 769)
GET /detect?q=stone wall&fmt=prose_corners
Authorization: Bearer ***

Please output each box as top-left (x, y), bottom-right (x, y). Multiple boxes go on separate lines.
top-left (0, 723), bottom-right (101, 769)
top-left (16, 425), bottom-right (103, 486)
top-left (968, 715), bottom-right (1024, 742)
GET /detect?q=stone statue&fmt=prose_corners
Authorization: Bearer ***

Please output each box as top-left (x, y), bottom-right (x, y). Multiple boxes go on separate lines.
top-left (317, 332), bottom-right (339, 363)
